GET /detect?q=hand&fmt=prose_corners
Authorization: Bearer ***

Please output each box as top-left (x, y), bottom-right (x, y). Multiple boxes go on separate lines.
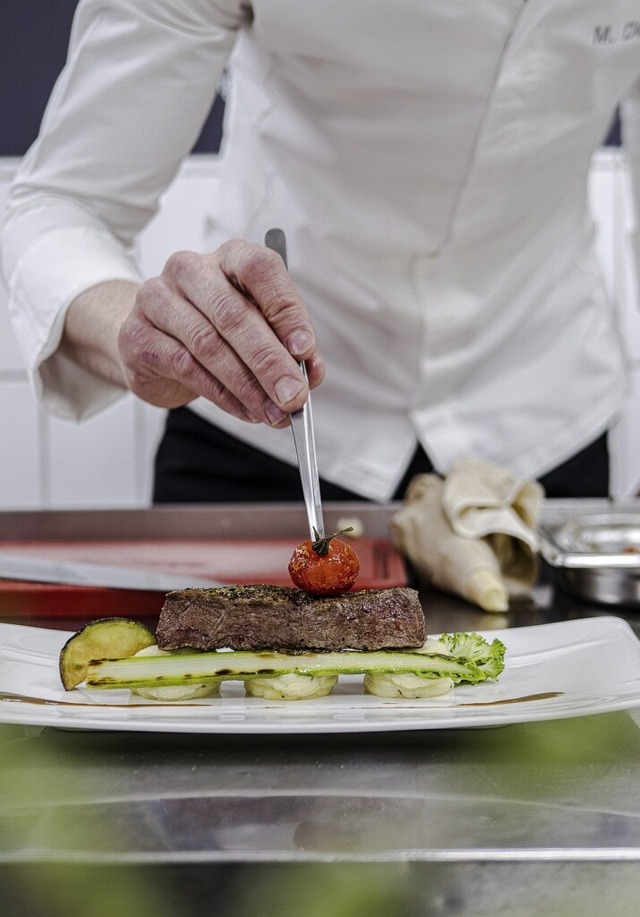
top-left (117, 239), bottom-right (325, 426)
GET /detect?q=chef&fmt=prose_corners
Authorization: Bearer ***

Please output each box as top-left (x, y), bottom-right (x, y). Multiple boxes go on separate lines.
top-left (2, 1), bottom-right (638, 503)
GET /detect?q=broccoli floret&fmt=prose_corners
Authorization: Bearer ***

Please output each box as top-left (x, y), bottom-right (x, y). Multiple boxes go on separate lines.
top-left (438, 632), bottom-right (506, 681)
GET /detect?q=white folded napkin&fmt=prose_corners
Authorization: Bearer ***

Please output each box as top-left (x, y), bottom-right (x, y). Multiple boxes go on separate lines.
top-left (390, 460), bottom-right (544, 612)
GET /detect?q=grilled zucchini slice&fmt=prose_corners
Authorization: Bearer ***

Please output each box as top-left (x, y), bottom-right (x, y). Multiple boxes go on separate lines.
top-left (59, 617), bottom-right (156, 690)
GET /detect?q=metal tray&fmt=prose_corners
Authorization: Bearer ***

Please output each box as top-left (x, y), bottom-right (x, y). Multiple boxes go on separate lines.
top-left (0, 503), bottom-right (406, 629)
top-left (539, 512), bottom-right (640, 606)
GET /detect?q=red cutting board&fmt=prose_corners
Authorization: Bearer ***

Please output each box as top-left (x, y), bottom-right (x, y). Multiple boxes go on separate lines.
top-left (0, 538), bottom-right (407, 630)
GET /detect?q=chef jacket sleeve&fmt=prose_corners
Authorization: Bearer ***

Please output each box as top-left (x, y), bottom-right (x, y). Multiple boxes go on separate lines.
top-left (620, 77), bottom-right (640, 299)
top-left (1, 0), bottom-right (246, 420)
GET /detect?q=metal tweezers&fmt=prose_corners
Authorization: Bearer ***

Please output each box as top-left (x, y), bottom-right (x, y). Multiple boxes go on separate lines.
top-left (265, 228), bottom-right (325, 539)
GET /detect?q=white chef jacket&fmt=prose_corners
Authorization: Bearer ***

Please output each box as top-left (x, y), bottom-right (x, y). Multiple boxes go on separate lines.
top-left (3, 0), bottom-right (638, 501)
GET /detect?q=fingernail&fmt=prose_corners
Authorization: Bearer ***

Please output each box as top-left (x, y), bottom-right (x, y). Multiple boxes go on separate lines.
top-left (265, 401), bottom-right (288, 425)
top-left (275, 375), bottom-right (304, 406)
top-left (287, 329), bottom-right (313, 357)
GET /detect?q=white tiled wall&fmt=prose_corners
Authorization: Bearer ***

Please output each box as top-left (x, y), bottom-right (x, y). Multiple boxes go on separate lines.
top-left (590, 150), bottom-right (640, 497)
top-left (0, 151), bottom-right (639, 509)
top-left (0, 155), bottom-right (221, 510)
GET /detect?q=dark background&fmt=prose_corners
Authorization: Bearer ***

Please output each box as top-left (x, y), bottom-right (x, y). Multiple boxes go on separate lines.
top-left (0, 1), bottom-right (620, 159)
top-left (0, 0), bottom-right (224, 157)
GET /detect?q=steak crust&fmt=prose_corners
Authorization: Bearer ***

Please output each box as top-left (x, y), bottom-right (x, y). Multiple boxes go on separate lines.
top-left (156, 584), bottom-right (425, 652)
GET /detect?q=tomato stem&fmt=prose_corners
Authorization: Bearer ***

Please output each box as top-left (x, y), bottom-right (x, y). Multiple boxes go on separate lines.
top-left (311, 527), bottom-right (354, 557)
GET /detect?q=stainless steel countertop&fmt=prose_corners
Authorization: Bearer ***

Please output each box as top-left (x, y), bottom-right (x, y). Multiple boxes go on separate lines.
top-left (1, 500), bottom-right (640, 915)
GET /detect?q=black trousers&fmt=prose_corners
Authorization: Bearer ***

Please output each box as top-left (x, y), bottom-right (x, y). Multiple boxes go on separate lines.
top-left (153, 406), bottom-right (610, 504)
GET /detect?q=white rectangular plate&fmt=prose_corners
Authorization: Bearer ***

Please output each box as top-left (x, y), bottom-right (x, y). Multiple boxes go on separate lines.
top-left (0, 617), bottom-right (639, 734)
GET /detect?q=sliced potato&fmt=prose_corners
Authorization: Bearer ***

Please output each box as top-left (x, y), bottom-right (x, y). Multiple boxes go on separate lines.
top-left (59, 617), bottom-right (156, 690)
top-left (245, 673), bottom-right (338, 700)
top-left (363, 673), bottom-right (454, 699)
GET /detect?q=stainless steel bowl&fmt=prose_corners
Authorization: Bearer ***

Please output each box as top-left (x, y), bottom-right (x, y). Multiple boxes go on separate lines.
top-left (539, 512), bottom-right (640, 606)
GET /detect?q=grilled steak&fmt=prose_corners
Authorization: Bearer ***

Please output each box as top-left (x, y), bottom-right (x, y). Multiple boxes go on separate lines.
top-left (156, 584), bottom-right (425, 652)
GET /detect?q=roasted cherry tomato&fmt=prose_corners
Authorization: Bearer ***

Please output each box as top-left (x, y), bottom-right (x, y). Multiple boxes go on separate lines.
top-left (289, 528), bottom-right (360, 596)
